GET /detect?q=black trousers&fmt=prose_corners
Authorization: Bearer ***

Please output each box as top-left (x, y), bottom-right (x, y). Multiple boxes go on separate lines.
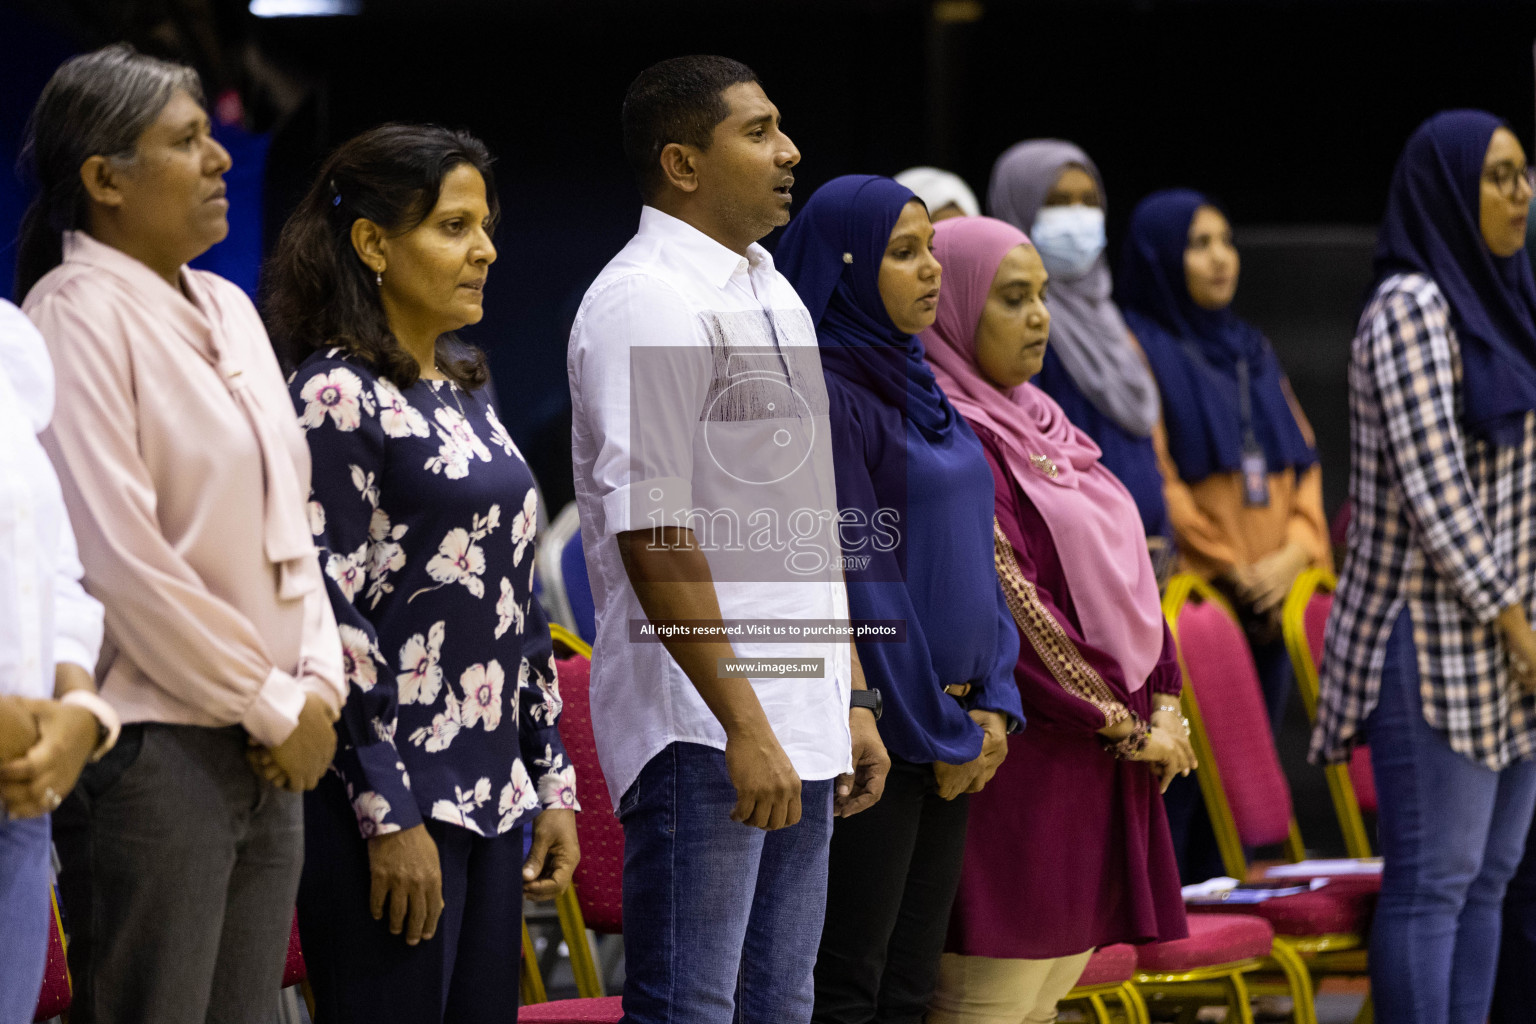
top-left (813, 757), bottom-right (971, 1024)
top-left (297, 772), bottom-right (525, 1024)
top-left (54, 725), bottom-right (302, 1024)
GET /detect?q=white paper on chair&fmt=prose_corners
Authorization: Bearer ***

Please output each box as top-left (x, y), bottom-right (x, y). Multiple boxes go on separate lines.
top-left (1262, 858), bottom-right (1383, 878)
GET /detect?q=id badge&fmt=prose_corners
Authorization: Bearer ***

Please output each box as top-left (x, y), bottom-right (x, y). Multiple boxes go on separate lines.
top-left (1241, 445), bottom-right (1270, 508)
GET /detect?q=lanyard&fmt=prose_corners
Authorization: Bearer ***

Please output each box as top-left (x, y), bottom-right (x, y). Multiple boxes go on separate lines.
top-left (1237, 357), bottom-right (1260, 451)
top-left (1236, 357), bottom-right (1270, 507)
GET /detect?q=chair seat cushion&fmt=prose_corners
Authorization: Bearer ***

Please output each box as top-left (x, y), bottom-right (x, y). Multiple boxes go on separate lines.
top-left (1135, 913), bottom-right (1274, 973)
top-left (1074, 943), bottom-right (1137, 987)
top-left (518, 996), bottom-right (624, 1023)
top-left (1190, 886), bottom-right (1374, 936)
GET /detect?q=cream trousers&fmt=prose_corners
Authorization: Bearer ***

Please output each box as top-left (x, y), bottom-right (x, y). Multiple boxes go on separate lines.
top-left (926, 949), bottom-right (1095, 1024)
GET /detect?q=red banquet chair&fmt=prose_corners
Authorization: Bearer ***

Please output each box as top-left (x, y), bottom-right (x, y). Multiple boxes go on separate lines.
top-left (1163, 574), bottom-right (1376, 1020)
top-left (34, 887), bottom-right (70, 1022)
top-left (1133, 914), bottom-right (1287, 1024)
top-left (518, 625), bottom-right (622, 1023)
top-left (1063, 943), bottom-right (1151, 1023)
top-left (1282, 569), bottom-right (1378, 858)
top-left (531, 629), bottom-right (1315, 1024)
top-left (281, 911), bottom-right (318, 1019)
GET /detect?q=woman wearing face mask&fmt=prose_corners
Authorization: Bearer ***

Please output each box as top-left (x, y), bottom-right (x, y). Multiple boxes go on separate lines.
top-left (894, 166), bottom-right (980, 223)
top-left (1117, 190), bottom-right (1330, 732)
top-left (265, 124), bottom-right (579, 1022)
top-left (921, 215), bottom-right (1189, 1024)
top-left (988, 141), bottom-right (1172, 577)
top-left (17, 45), bottom-right (346, 1022)
top-left (776, 175), bottom-right (1023, 1024)
top-left (1312, 110), bottom-right (1536, 1024)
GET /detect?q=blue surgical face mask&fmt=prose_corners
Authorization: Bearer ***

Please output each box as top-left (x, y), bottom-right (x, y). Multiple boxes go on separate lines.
top-left (1030, 205), bottom-right (1107, 281)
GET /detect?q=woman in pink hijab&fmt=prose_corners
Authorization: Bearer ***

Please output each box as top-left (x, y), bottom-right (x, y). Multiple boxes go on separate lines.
top-left (922, 216), bottom-right (1191, 1022)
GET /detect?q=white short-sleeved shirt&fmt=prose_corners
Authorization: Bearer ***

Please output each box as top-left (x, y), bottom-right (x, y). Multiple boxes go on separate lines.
top-left (569, 206), bottom-right (853, 804)
top-left (0, 299), bottom-right (103, 700)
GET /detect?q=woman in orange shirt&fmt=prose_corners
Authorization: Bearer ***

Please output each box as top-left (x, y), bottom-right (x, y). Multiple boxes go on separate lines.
top-left (1117, 190), bottom-right (1330, 728)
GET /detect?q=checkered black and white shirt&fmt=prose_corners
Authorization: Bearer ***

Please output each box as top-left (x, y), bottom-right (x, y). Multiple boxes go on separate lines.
top-left (1312, 273), bottom-right (1536, 771)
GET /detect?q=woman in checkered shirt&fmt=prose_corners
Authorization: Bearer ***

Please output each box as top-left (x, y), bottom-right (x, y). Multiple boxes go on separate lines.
top-left (1311, 110), bottom-right (1536, 1024)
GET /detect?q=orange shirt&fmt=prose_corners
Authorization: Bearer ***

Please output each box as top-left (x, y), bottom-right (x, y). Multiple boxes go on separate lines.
top-left (1155, 385), bottom-right (1331, 581)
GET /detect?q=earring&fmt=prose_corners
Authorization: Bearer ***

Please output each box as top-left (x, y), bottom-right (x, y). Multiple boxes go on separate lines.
top-left (376, 268), bottom-right (383, 286)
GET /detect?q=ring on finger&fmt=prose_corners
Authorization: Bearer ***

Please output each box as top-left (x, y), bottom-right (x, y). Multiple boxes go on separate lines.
top-left (43, 787), bottom-right (60, 810)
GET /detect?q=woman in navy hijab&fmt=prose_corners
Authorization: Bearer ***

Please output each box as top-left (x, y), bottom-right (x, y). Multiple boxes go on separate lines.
top-left (776, 175), bottom-right (1022, 1024)
top-left (1117, 190), bottom-right (1330, 725)
top-left (1310, 111), bottom-right (1536, 1024)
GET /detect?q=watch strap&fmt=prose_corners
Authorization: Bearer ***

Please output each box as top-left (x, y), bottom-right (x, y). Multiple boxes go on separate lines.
top-left (849, 688), bottom-right (882, 720)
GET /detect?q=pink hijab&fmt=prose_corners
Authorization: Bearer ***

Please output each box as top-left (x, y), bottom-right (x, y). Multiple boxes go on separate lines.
top-left (921, 216), bottom-right (1164, 690)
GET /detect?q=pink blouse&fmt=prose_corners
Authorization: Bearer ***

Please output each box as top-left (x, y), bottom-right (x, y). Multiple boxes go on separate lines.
top-left (24, 231), bottom-right (344, 747)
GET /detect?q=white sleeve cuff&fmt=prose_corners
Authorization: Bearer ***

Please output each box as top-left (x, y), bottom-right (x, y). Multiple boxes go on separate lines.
top-left (600, 475), bottom-right (695, 538)
top-left (52, 637), bottom-right (98, 676)
top-left (242, 667), bottom-right (307, 748)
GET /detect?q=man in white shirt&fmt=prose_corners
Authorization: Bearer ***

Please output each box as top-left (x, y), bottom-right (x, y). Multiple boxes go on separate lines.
top-left (0, 299), bottom-right (115, 1024)
top-left (568, 56), bottom-right (889, 1023)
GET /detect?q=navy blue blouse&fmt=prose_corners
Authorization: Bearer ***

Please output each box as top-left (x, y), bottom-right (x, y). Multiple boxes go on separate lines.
top-left (827, 375), bottom-right (1024, 766)
top-left (291, 350), bottom-right (576, 839)
top-left (1033, 347), bottom-right (1173, 546)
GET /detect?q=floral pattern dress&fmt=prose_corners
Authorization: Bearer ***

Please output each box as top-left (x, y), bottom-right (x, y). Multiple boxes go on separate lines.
top-left (291, 349), bottom-right (577, 839)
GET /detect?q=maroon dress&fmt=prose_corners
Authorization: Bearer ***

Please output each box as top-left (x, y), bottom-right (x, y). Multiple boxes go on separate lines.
top-left (945, 423), bottom-right (1188, 959)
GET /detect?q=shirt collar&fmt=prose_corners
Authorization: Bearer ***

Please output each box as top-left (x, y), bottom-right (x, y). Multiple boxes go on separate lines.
top-left (61, 231), bottom-right (221, 362)
top-left (63, 230), bottom-right (190, 300)
top-left (637, 206), bottom-right (774, 291)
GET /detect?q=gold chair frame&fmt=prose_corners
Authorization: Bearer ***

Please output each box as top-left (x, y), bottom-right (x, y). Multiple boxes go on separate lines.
top-left (1162, 573), bottom-right (1374, 1024)
top-left (521, 623), bottom-right (608, 1002)
top-left (1281, 568), bottom-right (1374, 860)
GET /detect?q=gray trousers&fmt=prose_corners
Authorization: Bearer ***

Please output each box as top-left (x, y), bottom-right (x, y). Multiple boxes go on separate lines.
top-left (55, 724), bottom-right (302, 1024)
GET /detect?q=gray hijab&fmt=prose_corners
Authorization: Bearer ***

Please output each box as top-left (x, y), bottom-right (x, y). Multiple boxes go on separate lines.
top-left (988, 140), bottom-right (1160, 437)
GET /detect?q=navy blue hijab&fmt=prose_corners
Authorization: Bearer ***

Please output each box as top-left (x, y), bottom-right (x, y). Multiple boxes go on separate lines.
top-left (776, 174), bottom-right (957, 441)
top-left (1117, 188), bottom-right (1317, 484)
top-left (1376, 110), bottom-right (1536, 445)
top-left (775, 174), bottom-right (1022, 763)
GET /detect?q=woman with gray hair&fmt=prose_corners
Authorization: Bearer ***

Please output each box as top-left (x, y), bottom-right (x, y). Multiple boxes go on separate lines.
top-left (17, 44), bottom-right (345, 1023)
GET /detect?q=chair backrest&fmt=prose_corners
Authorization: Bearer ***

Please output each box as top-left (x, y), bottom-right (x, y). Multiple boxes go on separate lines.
top-left (1282, 567), bottom-right (1336, 722)
top-left (560, 528), bottom-right (595, 644)
top-left (1303, 591), bottom-right (1331, 672)
top-left (555, 648), bottom-right (624, 934)
top-left (1280, 569), bottom-right (1377, 850)
top-left (1348, 748), bottom-right (1377, 814)
top-left (536, 501), bottom-right (581, 637)
top-left (281, 911), bottom-right (305, 989)
top-left (35, 886), bottom-right (70, 1021)
top-left (1166, 576), bottom-right (1294, 852)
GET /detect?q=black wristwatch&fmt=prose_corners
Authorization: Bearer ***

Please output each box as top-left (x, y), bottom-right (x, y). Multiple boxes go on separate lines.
top-left (850, 688), bottom-right (882, 720)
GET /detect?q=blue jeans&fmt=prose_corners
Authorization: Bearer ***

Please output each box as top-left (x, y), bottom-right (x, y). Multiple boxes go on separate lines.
top-left (1367, 610), bottom-right (1536, 1024)
top-left (0, 814), bottom-right (50, 1024)
top-left (617, 742), bottom-right (835, 1024)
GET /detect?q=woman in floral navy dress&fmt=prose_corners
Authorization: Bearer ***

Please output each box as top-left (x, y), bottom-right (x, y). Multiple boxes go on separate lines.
top-left (265, 123), bottom-right (579, 1023)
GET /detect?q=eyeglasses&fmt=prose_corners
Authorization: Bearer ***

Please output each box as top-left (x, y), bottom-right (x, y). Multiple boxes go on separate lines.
top-left (1482, 164), bottom-right (1536, 199)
